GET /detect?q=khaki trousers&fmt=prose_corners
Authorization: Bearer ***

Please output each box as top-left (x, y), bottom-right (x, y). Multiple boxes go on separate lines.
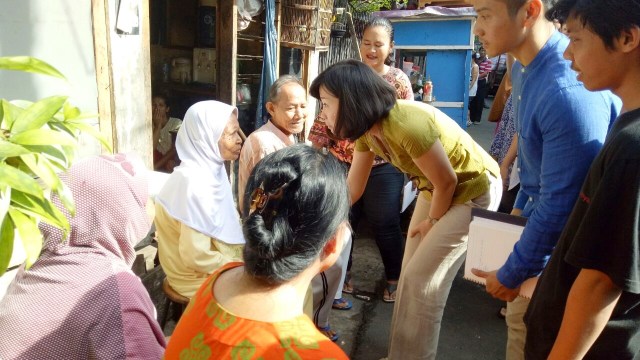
top-left (388, 174), bottom-right (501, 360)
top-left (506, 296), bottom-right (530, 360)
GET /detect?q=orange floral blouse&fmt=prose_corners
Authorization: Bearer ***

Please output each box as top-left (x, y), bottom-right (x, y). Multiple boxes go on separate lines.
top-left (309, 66), bottom-right (414, 165)
top-left (164, 262), bottom-right (349, 360)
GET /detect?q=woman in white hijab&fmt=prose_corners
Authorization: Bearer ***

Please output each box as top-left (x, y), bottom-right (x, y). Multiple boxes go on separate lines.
top-left (155, 100), bottom-right (245, 298)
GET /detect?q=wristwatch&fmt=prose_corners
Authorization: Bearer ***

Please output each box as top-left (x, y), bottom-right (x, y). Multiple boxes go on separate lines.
top-left (426, 215), bottom-right (439, 225)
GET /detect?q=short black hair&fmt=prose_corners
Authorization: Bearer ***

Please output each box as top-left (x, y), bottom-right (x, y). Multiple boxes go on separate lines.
top-left (502, 0), bottom-right (555, 18)
top-left (242, 144), bottom-right (350, 286)
top-left (309, 60), bottom-right (397, 140)
top-left (546, 0), bottom-right (640, 50)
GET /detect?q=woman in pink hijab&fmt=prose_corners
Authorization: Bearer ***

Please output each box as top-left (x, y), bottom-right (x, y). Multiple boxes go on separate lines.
top-left (0, 154), bottom-right (166, 359)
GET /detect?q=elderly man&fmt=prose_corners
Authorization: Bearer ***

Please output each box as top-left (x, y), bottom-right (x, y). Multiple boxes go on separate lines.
top-left (238, 75), bottom-right (307, 211)
top-left (238, 75), bottom-right (353, 343)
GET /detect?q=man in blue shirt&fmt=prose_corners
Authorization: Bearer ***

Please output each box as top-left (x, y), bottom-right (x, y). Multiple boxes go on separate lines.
top-left (468, 0), bottom-right (621, 358)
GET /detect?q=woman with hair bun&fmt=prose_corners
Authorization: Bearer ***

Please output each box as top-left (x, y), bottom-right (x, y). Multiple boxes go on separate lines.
top-left (164, 144), bottom-right (350, 359)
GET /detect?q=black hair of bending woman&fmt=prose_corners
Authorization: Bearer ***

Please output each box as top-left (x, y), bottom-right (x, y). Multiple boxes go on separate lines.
top-left (242, 144), bottom-right (350, 285)
top-left (309, 59), bottom-right (397, 141)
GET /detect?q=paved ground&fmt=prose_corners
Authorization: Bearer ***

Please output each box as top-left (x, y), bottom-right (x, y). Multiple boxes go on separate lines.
top-left (330, 102), bottom-right (509, 360)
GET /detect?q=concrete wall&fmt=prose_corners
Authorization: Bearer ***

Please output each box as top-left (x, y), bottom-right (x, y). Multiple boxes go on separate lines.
top-left (0, 0), bottom-right (102, 155)
top-left (0, 1), bottom-right (98, 112)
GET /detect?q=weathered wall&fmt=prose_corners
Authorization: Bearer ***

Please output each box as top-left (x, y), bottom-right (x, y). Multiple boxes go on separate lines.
top-left (94, 0), bottom-right (153, 167)
top-left (0, 0), bottom-right (102, 156)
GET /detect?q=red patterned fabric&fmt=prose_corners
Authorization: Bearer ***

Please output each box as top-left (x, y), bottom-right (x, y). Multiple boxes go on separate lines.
top-left (479, 58), bottom-right (493, 79)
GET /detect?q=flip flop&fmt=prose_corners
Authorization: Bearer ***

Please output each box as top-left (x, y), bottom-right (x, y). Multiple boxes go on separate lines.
top-left (383, 282), bottom-right (398, 303)
top-left (332, 297), bottom-right (353, 310)
top-left (317, 325), bottom-right (339, 342)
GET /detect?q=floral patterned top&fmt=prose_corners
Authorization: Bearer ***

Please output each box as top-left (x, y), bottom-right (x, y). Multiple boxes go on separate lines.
top-left (309, 66), bottom-right (414, 165)
top-left (164, 262), bottom-right (348, 360)
top-left (489, 94), bottom-right (516, 183)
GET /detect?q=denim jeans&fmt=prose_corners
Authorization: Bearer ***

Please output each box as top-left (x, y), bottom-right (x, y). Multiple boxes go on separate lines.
top-left (350, 163), bottom-right (406, 281)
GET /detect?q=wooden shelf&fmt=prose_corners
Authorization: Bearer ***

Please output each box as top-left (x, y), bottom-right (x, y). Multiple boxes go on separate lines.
top-left (237, 54), bottom-right (263, 61)
top-left (238, 34), bottom-right (265, 43)
top-left (156, 82), bottom-right (216, 97)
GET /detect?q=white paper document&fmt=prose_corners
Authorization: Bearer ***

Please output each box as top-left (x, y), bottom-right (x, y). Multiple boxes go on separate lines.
top-left (464, 208), bottom-right (538, 298)
top-left (401, 180), bottom-right (417, 213)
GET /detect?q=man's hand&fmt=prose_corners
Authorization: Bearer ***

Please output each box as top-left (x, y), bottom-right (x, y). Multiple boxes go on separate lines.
top-left (471, 268), bottom-right (520, 301)
top-left (409, 219), bottom-right (434, 241)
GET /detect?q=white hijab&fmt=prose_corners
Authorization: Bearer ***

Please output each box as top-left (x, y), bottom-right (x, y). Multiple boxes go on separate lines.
top-left (155, 101), bottom-right (245, 244)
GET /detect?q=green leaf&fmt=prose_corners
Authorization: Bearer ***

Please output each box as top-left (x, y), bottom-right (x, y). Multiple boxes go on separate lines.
top-left (63, 102), bottom-right (81, 120)
top-left (11, 96), bottom-right (68, 133)
top-left (10, 128), bottom-right (76, 146)
top-left (67, 112), bottom-right (98, 121)
top-left (10, 190), bottom-right (69, 232)
top-left (0, 163), bottom-right (43, 197)
top-left (66, 122), bottom-right (113, 153)
top-left (1, 100), bottom-right (25, 130)
top-left (20, 153), bottom-right (61, 191)
top-left (0, 215), bottom-right (15, 277)
top-left (20, 153), bottom-right (76, 216)
top-left (10, 100), bottom-right (34, 109)
top-left (0, 56), bottom-right (65, 79)
top-left (0, 139), bottom-right (31, 159)
top-left (9, 209), bottom-right (43, 269)
top-left (0, 186), bottom-right (10, 221)
top-left (60, 145), bottom-right (76, 165)
top-left (48, 121), bottom-right (78, 138)
top-left (23, 145), bottom-right (71, 169)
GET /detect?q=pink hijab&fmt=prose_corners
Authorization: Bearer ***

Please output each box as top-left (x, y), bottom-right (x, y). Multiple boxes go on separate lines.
top-left (0, 154), bottom-right (166, 359)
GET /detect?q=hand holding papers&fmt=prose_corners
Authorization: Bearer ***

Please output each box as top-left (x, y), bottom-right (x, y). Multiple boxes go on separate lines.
top-left (464, 208), bottom-right (538, 299)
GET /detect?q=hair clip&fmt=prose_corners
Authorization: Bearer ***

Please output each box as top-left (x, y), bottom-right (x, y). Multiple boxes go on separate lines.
top-left (249, 182), bottom-right (290, 216)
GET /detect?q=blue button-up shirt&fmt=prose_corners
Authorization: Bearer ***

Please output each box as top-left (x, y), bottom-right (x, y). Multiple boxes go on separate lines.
top-left (497, 31), bottom-right (621, 289)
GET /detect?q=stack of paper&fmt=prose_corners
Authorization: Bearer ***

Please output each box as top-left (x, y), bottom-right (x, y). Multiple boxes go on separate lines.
top-left (464, 208), bottom-right (538, 298)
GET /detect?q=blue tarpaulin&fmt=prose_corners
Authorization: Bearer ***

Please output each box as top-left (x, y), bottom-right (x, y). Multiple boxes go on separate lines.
top-left (255, 0), bottom-right (277, 129)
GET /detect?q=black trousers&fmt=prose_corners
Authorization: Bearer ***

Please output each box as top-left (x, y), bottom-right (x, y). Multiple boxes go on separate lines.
top-left (470, 79), bottom-right (488, 123)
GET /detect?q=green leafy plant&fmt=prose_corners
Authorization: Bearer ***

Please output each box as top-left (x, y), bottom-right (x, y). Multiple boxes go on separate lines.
top-left (349, 0), bottom-right (393, 13)
top-left (0, 56), bottom-right (111, 276)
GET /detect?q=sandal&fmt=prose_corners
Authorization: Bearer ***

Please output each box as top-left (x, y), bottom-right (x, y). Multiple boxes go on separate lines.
top-left (342, 271), bottom-right (354, 294)
top-left (383, 282), bottom-right (398, 303)
top-left (332, 297), bottom-right (353, 310)
top-left (317, 325), bottom-right (339, 342)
